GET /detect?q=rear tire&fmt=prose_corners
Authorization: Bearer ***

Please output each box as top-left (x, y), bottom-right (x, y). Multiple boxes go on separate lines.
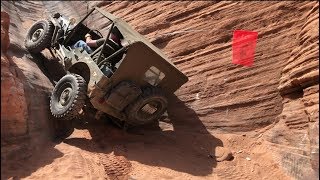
top-left (125, 87), bottom-right (168, 126)
top-left (50, 74), bottom-right (87, 120)
top-left (25, 20), bottom-right (54, 53)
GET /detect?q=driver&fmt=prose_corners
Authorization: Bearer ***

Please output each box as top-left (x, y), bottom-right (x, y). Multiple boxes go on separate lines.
top-left (71, 27), bottom-right (122, 54)
top-left (71, 35), bottom-right (102, 54)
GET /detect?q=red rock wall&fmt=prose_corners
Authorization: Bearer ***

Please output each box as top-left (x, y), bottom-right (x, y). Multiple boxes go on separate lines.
top-left (1, 1), bottom-right (318, 179)
top-left (0, 0), bottom-right (98, 161)
top-left (2, 1), bottom-right (316, 134)
top-left (278, 3), bottom-right (319, 95)
top-left (265, 2), bottom-right (319, 179)
top-left (1, 12), bottom-right (28, 137)
top-left (98, 1), bottom-right (317, 133)
top-left (1, 2), bottom-right (55, 160)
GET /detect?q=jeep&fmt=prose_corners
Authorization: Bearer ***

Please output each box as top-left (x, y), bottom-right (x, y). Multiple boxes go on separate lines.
top-left (24, 7), bottom-right (188, 132)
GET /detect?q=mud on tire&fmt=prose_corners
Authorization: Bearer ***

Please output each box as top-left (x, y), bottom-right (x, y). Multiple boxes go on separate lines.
top-left (50, 74), bottom-right (87, 120)
top-left (25, 20), bottom-right (54, 53)
top-left (125, 87), bottom-right (168, 126)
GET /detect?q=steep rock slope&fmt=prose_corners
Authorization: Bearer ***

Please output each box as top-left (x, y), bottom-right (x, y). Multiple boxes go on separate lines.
top-left (1, 1), bottom-right (56, 166)
top-left (1, 11), bottom-right (28, 138)
top-left (265, 2), bottom-right (319, 179)
top-left (1, 1), bottom-right (318, 180)
top-left (99, 1), bottom-right (314, 132)
top-left (100, 1), bottom-right (319, 179)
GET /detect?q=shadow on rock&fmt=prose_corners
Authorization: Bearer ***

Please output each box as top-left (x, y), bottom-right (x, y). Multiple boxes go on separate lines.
top-left (15, 42), bottom-right (224, 176)
top-left (1, 51), bottom-right (65, 180)
top-left (27, 50), bottom-right (67, 84)
top-left (64, 94), bottom-right (224, 176)
top-left (1, 141), bottom-right (63, 180)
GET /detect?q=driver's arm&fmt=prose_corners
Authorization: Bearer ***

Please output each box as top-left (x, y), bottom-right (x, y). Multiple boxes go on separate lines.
top-left (85, 34), bottom-right (104, 48)
top-left (85, 34), bottom-right (99, 47)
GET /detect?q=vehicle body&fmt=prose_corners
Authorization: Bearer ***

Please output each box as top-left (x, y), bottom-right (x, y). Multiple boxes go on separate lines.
top-left (25, 7), bottom-right (188, 130)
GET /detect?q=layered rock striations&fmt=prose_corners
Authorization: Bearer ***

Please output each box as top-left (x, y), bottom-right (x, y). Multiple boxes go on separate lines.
top-left (1, 11), bottom-right (28, 138)
top-left (265, 2), bottom-right (319, 179)
top-left (1, 1), bottom-right (318, 179)
top-left (100, 1), bottom-right (318, 133)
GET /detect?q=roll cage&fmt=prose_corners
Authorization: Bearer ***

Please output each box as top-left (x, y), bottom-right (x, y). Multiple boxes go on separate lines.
top-left (53, 6), bottom-right (188, 94)
top-left (63, 7), bottom-right (126, 66)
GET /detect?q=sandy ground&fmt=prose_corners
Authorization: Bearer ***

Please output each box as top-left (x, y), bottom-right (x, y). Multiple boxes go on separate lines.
top-left (3, 116), bottom-right (291, 180)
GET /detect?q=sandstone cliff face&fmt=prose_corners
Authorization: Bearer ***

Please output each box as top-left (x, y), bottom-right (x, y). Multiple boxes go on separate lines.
top-left (99, 1), bottom-right (316, 133)
top-left (278, 3), bottom-right (319, 95)
top-left (265, 2), bottom-right (319, 179)
top-left (1, 11), bottom-right (28, 137)
top-left (1, 2), bottom-right (55, 162)
top-left (1, 1), bottom-right (318, 179)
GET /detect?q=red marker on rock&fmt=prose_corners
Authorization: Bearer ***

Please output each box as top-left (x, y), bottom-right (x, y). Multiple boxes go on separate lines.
top-left (232, 30), bottom-right (258, 67)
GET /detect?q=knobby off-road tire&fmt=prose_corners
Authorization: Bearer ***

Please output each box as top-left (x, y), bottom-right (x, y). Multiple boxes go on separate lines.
top-left (125, 87), bottom-right (168, 126)
top-left (25, 20), bottom-right (54, 53)
top-left (50, 74), bottom-right (87, 120)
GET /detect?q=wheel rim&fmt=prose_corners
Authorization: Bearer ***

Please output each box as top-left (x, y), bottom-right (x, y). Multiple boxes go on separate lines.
top-left (56, 82), bottom-right (73, 108)
top-left (59, 87), bottom-right (72, 106)
top-left (31, 28), bottom-right (44, 42)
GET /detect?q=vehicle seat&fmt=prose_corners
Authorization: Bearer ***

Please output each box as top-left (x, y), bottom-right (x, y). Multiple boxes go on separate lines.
top-left (91, 27), bottom-right (124, 72)
top-left (107, 38), bottom-right (121, 51)
top-left (93, 39), bottom-right (123, 65)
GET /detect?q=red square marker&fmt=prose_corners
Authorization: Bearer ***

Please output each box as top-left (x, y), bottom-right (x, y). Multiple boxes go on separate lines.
top-left (232, 30), bottom-right (258, 67)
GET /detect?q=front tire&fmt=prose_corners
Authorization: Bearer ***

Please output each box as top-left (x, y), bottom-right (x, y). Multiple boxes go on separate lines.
top-left (25, 20), bottom-right (54, 53)
top-left (50, 74), bottom-right (87, 120)
top-left (125, 87), bottom-right (168, 126)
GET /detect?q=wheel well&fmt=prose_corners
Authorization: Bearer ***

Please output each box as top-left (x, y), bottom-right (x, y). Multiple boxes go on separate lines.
top-left (68, 62), bottom-right (90, 83)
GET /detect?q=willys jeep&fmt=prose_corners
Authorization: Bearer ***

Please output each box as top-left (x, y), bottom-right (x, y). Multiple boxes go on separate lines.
top-left (24, 7), bottom-right (188, 131)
